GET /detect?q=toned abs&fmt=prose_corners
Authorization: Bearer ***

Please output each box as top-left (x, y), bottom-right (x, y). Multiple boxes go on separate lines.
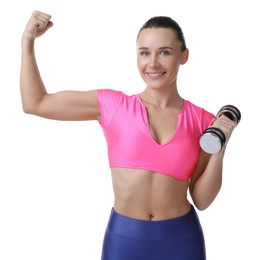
top-left (111, 168), bottom-right (191, 221)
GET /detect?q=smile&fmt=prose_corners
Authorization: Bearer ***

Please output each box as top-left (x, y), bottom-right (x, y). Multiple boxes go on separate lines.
top-left (146, 72), bottom-right (165, 78)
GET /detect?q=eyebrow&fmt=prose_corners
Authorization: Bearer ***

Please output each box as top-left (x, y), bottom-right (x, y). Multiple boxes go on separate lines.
top-left (138, 47), bottom-right (173, 50)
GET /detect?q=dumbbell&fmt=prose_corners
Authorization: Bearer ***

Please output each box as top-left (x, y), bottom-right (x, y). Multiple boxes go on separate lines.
top-left (199, 105), bottom-right (241, 154)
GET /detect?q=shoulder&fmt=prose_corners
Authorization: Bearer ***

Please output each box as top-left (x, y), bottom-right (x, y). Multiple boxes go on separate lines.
top-left (183, 100), bottom-right (215, 130)
top-left (97, 89), bottom-right (124, 100)
top-left (97, 89), bottom-right (125, 107)
top-left (184, 100), bottom-right (214, 118)
top-left (97, 89), bottom-right (138, 126)
top-left (97, 89), bottom-right (139, 106)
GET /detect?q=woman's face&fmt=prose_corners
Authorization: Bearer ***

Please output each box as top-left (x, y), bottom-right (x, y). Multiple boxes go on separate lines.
top-left (137, 28), bottom-right (188, 90)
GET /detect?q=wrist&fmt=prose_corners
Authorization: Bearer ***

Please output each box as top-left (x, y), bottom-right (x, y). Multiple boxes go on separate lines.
top-left (212, 148), bottom-right (225, 160)
top-left (21, 35), bottom-right (35, 53)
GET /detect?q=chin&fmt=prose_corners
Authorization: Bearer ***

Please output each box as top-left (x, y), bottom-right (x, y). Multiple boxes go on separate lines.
top-left (144, 79), bottom-right (163, 88)
top-left (146, 83), bottom-right (163, 89)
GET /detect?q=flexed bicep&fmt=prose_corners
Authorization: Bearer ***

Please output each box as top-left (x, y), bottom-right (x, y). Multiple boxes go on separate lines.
top-left (20, 12), bottom-right (101, 122)
top-left (37, 90), bottom-right (101, 121)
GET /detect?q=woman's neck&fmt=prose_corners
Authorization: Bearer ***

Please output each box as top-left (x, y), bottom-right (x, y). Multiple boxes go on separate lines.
top-left (140, 86), bottom-right (183, 109)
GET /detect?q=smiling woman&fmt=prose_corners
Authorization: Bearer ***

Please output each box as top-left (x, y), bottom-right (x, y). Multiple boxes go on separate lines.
top-left (137, 27), bottom-right (188, 91)
top-left (20, 11), bottom-right (237, 260)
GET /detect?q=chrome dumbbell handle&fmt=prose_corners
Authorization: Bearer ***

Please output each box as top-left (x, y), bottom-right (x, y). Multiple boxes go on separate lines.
top-left (217, 105), bottom-right (241, 125)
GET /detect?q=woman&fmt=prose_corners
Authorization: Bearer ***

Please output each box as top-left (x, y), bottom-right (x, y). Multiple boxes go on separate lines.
top-left (20, 11), bottom-right (236, 260)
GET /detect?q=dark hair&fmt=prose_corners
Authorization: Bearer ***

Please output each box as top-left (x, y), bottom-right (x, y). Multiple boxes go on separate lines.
top-left (137, 16), bottom-right (187, 52)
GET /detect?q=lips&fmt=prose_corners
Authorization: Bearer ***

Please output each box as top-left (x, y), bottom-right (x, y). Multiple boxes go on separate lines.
top-left (146, 72), bottom-right (165, 79)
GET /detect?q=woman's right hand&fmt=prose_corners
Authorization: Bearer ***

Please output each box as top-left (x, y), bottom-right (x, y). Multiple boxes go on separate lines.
top-left (22, 11), bottom-right (53, 41)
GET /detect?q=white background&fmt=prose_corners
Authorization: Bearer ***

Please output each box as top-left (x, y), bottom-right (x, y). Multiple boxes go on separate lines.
top-left (0, 0), bottom-right (263, 259)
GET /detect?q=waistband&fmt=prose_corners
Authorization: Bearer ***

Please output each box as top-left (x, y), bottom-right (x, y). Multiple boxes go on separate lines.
top-left (107, 205), bottom-right (202, 240)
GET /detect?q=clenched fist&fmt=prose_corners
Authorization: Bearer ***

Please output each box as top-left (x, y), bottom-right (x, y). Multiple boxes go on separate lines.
top-left (22, 11), bottom-right (53, 40)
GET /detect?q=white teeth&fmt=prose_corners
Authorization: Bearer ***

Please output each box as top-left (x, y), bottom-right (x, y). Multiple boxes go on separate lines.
top-left (148, 73), bottom-right (162, 76)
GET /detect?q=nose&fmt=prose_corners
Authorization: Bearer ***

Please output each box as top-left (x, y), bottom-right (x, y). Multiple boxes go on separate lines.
top-left (149, 54), bottom-right (159, 68)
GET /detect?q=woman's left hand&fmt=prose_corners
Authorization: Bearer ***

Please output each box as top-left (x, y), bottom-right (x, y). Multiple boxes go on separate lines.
top-left (211, 115), bottom-right (236, 146)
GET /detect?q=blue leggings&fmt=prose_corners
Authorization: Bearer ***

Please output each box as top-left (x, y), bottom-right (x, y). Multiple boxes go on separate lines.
top-left (101, 205), bottom-right (206, 260)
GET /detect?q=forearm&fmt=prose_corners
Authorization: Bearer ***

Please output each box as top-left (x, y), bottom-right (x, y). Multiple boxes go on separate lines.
top-left (20, 38), bottom-right (47, 114)
top-left (191, 151), bottom-right (225, 210)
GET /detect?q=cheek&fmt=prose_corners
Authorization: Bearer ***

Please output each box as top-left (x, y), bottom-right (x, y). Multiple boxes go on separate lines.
top-left (137, 58), bottom-right (146, 71)
top-left (169, 60), bottom-right (181, 72)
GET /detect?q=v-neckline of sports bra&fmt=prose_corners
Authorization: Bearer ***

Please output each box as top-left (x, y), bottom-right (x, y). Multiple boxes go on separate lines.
top-left (136, 94), bottom-right (185, 146)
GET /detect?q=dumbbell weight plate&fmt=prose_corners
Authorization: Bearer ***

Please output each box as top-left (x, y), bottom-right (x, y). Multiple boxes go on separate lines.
top-left (199, 127), bottom-right (226, 154)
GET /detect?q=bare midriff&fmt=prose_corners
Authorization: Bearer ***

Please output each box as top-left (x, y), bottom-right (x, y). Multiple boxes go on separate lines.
top-left (111, 168), bottom-right (191, 221)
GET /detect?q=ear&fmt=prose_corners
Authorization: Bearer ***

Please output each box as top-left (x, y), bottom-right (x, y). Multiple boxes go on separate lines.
top-left (180, 48), bottom-right (189, 65)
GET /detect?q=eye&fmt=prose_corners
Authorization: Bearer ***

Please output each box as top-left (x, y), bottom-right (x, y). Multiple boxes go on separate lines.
top-left (139, 51), bottom-right (150, 56)
top-left (160, 50), bottom-right (171, 56)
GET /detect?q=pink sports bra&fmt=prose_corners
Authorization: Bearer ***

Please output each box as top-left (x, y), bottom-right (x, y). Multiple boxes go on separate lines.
top-left (97, 89), bottom-right (215, 181)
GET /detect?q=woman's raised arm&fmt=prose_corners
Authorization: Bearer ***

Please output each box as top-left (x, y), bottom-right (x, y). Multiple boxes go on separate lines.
top-left (20, 11), bottom-right (100, 121)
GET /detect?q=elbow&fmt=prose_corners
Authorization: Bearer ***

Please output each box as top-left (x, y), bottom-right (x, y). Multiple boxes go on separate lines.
top-left (21, 94), bottom-right (47, 116)
top-left (191, 192), bottom-right (214, 211)
top-left (22, 103), bottom-right (33, 114)
top-left (21, 96), bottom-right (43, 115)
top-left (192, 194), bottom-right (218, 211)
top-left (194, 202), bottom-right (211, 211)
top-left (22, 106), bottom-right (31, 114)
top-left (21, 101), bottom-right (38, 115)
